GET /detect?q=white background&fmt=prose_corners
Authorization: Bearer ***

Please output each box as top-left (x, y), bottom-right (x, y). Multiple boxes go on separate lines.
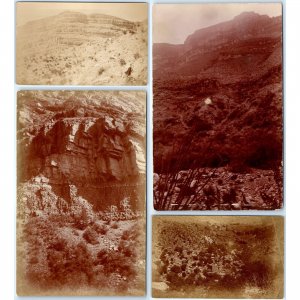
top-left (1, 0), bottom-right (299, 299)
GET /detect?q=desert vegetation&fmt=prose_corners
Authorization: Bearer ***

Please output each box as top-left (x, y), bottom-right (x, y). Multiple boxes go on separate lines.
top-left (18, 195), bottom-right (145, 295)
top-left (152, 216), bottom-right (283, 298)
top-left (16, 6), bottom-right (148, 85)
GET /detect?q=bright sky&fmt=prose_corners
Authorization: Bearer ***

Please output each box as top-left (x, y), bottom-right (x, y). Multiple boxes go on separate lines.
top-left (17, 2), bottom-right (148, 26)
top-left (153, 3), bottom-right (282, 44)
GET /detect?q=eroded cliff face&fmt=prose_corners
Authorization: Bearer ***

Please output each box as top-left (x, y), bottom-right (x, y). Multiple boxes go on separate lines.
top-left (18, 91), bottom-right (146, 211)
top-left (153, 12), bottom-right (282, 83)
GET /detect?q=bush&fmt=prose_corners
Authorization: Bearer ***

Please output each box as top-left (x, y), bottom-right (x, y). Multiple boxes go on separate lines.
top-left (83, 227), bottom-right (99, 245)
top-left (92, 223), bottom-right (108, 235)
top-left (121, 230), bottom-right (131, 240)
top-left (71, 197), bottom-right (95, 229)
top-left (118, 239), bottom-right (137, 259)
top-left (25, 218), bottom-right (95, 288)
top-left (98, 67), bottom-right (105, 75)
top-left (110, 222), bottom-right (118, 229)
top-left (121, 224), bottom-right (139, 241)
top-left (47, 240), bottom-right (94, 286)
top-left (241, 261), bottom-right (272, 288)
top-left (119, 59), bottom-right (126, 66)
top-left (134, 52), bottom-right (140, 60)
top-left (125, 67), bottom-right (132, 76)
top-left (73, 218), bottom-right (88, 230)
top-left (97, 248), bottom-right (137, 278)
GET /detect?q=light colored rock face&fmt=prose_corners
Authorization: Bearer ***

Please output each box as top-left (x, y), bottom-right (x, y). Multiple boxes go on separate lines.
top-left (18, 91), bottom-right (146, 211)
top-left (16, 9), bottom-right (148, 85)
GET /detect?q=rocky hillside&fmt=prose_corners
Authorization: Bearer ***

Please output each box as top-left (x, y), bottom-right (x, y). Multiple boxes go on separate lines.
top-left (16, 11), bottom-right (147, 85)
top-left (17, 91), bottom-right (146, 295)
top-left (153, 12), bottom-right (283, 210)
top-left (18, 90), bottom-right (146, 211)
top-left (154, 12), bottom-right (282, 171)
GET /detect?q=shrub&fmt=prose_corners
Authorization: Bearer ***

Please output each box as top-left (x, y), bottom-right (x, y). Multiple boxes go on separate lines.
top-left (48, 237), bottom-right (66, 251)
top-left (25, 219), bottom-right (95, 288)
top-left (110, 222), bottom-right (118, 229)
top-left (134, 52), bottom-right (140, 59)
top-left (71, 198), bottom-right (95, 229)
top-left (125, 67), bottom-right (132, 76)
top-left (73, 219), bottom-right (88, 230)
top-left (121, 230), bottom-right (130, 240)
top-left (121, 224), bottom-right (139, 241)
top-left (47, 240), bottom-right (94, 286)
top-left (98, 67), bottom-right (105, 75)
top-left (83, 227), bottom-right (99, 245)
top-left (118, 239), bottom-right (137, 259)
top-left (92, 222), bottom-right (108, 235)
top-left (241, 261), bottom-right (272, 288)
top-left (96, 248), bottom-right (109, 264)
top-left (97, 249), bottom-right (137, 278)
top-left (119, 59), bottom-right (126, 66)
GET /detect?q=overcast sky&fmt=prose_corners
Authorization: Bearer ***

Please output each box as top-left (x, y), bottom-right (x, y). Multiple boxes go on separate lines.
top-left (153, 3), bottom-right (282, 44)
top-left (17, 2), bottom-right (148, 26)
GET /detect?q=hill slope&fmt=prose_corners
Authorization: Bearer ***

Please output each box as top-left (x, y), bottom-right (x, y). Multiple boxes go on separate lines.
top-left (153, 12), bottom-right (283, 210)
top-left (16, 11), bottom-right (148, 85)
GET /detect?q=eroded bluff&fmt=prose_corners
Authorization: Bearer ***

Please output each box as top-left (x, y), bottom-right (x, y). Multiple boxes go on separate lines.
top-left (19, 112), bottom-right (145, 211)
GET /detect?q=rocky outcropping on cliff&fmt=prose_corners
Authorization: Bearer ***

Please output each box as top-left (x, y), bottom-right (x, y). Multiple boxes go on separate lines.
top-left (154, 12), bottom-right (281, 82)
top-left (18, 90), bottom-right (146, 212)
top-left (153, 12), bottom-right (283, 210)
top-left (16, 10), bottom-right (148, 85)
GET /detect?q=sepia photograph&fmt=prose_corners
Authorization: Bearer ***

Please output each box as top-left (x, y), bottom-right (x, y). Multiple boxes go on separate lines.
top-left (16, 90), bottom-right (146, 296)
top-left (152, 216), bottom-right (284, 298)
top-left (153, 3), bottom-right (283, 210)
top-left (16, 2), bottom-right (148, 85)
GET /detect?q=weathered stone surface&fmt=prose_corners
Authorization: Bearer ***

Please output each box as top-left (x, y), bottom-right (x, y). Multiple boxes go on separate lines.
top-left (18, 91), bottom-right (146, 211)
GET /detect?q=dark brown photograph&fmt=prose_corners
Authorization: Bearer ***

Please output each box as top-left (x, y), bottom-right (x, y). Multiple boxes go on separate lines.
top-left (16, 90), bottom-right (146, 296)
top-left (16, 2), bottom-right (148, 85)
top-left (153, 4), bottom-right (283, 210)
top-left (152, 216), bottom-right (284, 298)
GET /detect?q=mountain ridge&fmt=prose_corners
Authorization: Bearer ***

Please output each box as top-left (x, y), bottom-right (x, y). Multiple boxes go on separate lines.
top-left (153, 12), bottom-right (282, 84)
top-left (19, 10), bottom-right (136, 28)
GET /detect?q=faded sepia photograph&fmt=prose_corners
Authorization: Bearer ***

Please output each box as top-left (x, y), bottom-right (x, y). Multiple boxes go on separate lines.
top-left (153, 4), bottom-right (283, 210)
top-left (16, 2), bottom-right (148, 85)
top-left (16, 90), bottom-right (146, 296)
top-left (152, 216), bottom-right (284, 298)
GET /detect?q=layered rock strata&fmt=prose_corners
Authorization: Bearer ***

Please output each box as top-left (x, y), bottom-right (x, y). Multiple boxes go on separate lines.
top-left (18, 91), bottom-right (146, 211)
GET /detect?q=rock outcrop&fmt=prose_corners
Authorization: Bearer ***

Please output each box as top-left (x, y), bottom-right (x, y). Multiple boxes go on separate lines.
top-left (18, 91), bottom-right (146, 211)
top-left (153, 12), bottom-right (282, 83)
